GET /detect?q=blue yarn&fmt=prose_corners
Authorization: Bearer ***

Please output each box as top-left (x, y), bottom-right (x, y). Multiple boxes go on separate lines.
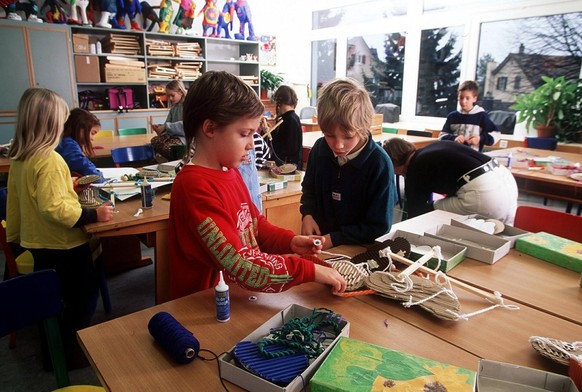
top-left (148, 311), bottom-right (200, 364)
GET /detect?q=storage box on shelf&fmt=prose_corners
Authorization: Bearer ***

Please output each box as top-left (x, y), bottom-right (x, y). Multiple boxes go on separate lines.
top-left (71, 26), bottom-right (147, 112)
top-left (70, 28), bottom-right (260, 113)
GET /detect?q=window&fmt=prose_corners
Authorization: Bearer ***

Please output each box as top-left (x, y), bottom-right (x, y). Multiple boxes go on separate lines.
top-left (311, 39), bottom-right (337, 105)
top-left (416, 26), bottom-right (463, 117)
top-left (497, 77), bottom-right (508, 91)
top-left (477, 12), bottom-right (582, 111)
top-left (346, 33), bottom-right (406, 108)
top-left (312, 0), bottom-right (407, 29)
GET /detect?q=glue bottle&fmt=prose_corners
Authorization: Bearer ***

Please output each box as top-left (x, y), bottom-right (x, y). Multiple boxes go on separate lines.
top-left (140, 178), bottom-right (153, 208)
top-left (215, 271), bottom-right (230, 322)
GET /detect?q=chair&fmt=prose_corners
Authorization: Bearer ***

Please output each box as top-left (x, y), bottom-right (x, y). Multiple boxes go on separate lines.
top-left (488, 110), bottom-right (516, 134)
top-left (93, 130), bottom-right (114, 139)
top-left (111, 145), bottom-right (155, 167)
top-left (406, 130), bottom-right (432, 138)
top-left (0, 270), bottom-right (105, 392)
top-left (118, 127), bottom-right (147, 136)
top-left (514, 206), bottom-right (582, 243)
top-left (299, 106), bottom-right (317, 120)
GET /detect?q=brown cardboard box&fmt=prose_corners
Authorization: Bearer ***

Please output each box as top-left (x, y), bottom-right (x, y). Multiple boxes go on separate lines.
top-left (104, 67), bottom-right (146, 83)
top-left (73, 34), bottom-right (90, 53)
top-left (74, 56), bottom-right (100, 83)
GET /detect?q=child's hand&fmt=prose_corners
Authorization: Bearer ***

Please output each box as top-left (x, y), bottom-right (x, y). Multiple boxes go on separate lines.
top-left (96, 202), bottom-right (115, 222)
top-left (314, 264), bottom-right (346, 294)
top-left (454, 135), bottom-right (466, 144)
top-left (291, 235), bottom-right (325, 255)
top-left (467, 135), bottom-right (480, 146)
top-left (301, 215), bottom-right (321, 236)
top-left (152, 124), bottom-right (164, 135)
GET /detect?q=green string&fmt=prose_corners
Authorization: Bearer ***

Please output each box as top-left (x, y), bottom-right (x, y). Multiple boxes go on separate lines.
top-left (257, 308), bottom-right (344, 359)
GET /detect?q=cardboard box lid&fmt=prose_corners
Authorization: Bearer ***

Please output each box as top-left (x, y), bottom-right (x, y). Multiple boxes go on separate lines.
top-left (450, 214), bottom-right (530, 248)
top-left (477, 359), bottom-right (579, 392)
top-left (425, 224), bottom-right (511, 264)
top-left (391, 229), bottom-right (467, 272)
top-left (311, 337), bottom-right (475, 392)
top-left (219, 304), bottom-right (350, 392)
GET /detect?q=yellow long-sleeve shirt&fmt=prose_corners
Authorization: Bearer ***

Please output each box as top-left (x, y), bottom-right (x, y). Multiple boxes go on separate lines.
top-left (7, 151), bottom-right (89, 249)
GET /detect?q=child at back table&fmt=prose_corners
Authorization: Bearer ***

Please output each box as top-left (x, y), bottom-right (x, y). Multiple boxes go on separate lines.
top-left (151, 80), bottom-right (187, 161)
top-left (439, 80), bottom-right (496, 151)
top-left (6, 87), bottom-right (114, 367)
top-left (168, 71), bottom-right (345, 299)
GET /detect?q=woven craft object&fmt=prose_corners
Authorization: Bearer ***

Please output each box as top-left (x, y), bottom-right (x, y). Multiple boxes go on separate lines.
top-left (78, 187), bottom-right (102, 208)
top-left (365, 271), bottom-right (461, 321)
top-left (76, 174), bottom-right (102, 185)
top-left (529, 336), bottom-right (582, 366)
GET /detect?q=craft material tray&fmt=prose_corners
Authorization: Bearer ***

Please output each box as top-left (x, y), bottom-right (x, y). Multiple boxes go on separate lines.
top-left (218, 304), bottom-right (350, 392)
top-left (391, 230), bottom-right (467, 272)
top-left (425, 224), bottom-right (510, 264)
top-left (450, 215), bottom-right (530, 248)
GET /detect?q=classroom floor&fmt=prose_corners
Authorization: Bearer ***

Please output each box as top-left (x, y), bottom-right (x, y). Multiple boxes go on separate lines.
top-left (0, 194), bottom-right (571, 392)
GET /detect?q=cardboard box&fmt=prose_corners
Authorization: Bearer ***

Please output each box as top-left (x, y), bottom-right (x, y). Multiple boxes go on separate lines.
top-left (311, 337), bottom-right (475, 392)
top-left (391, 229), bottom-right (467, 272)
top-left (515, 232), bottom-right (582, 273)
top-left (477, 359), bottom-right (579, 392)
top-left (74, 55), bottom-right (100, 83)
top-left (450, 215), bottom-right (530, 248)
top-left (425, 224), bottom-right (511, 264)
top-left (73, 34), bottom-right (90, 53)
top-left (219, 304), bottom-right (350, 392)
top-left (269, 170), bottom-right (304, 182)
top-left (104, 67), bottom-right (146, 83)
top-left (262, 180), bottom-right (288, 192)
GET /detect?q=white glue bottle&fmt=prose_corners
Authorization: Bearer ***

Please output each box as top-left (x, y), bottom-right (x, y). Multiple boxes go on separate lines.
top-left (215, 271), bottom-right (230, 322)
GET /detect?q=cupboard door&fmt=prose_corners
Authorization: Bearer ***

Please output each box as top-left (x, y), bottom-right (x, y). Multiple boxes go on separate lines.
top-left (0, 25), bottom-right (30, 112)
top-left (28, 25), bottom-right (76, 107)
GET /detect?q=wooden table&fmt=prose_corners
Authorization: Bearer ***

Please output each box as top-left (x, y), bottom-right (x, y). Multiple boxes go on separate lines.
top-left (77, 250), bottom-right (581, 391)
top-left (489, 147), bottom-right (582, 205)
top-left (302, 131), bottom-right (436, 149)
top-left (78, 282), bottom-right (481, 391)
top-left (0, 134), bottom-right (152, 173)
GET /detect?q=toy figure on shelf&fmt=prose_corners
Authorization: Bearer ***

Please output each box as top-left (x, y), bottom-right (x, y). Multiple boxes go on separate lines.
top-left (95, 0), bottom-right (116, 27)
top-left (85, 0), bottom-right (97, 26)
top-left (158, 0), bottom-right (179, 33)
top-left (233, 0), bottom-right (256, 41)
top-left (67, 0), bottom-right (90, 25)
top-left (216, 0), bottom-right (233, 39)
top-left (2, 0), bottom-right (42, 22)
top-left (198, 0), bottom-right (218, 37)
top-left (140, 1), bottom-right (160, 31)
top-left (172, 0), bottom-right (195, 35)
top-left (113, 0), bottom-right (142, 30)
top-left (40, 0), bottom-right (68, 23)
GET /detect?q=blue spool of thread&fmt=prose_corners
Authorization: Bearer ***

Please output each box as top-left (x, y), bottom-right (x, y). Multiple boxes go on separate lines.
top-left (148, 311), bottom-right (200, 364)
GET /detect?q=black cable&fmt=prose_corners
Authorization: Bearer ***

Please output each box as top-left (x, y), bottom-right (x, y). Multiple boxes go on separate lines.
top-left (197, 349), bottom-right (231, 392)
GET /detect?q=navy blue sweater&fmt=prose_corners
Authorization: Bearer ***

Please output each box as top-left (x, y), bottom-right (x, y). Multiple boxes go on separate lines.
top-left (300, 135), bottom-right (395, 246)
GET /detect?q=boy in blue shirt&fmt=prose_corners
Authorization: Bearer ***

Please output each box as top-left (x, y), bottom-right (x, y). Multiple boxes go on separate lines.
top-left (439, 80), bottom-right (497, 152)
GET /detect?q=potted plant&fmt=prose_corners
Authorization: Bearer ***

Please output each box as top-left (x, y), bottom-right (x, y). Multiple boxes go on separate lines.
top-left (259, 69), bottom-right (284, 99)
top-left (555, 80), bottom-right (582, 143)
top-left (511, 76), bottom-right (578, 138)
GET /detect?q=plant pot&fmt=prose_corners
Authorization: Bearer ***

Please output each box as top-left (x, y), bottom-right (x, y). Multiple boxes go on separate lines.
top-left (536, 125), bottom-right (555, 138)
top-left (260, 89), bottom-right (268, 100)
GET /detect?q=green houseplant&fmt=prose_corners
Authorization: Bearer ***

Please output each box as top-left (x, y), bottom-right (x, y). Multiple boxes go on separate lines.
top-left (259, 69), bottom-right (284, 99)
top-left (511, 75), bottom-right (579, 138)
top-left (555, 80), bottom-right (582, 143)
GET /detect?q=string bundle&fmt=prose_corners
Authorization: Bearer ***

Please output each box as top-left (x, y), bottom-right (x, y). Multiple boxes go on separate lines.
top-left (148, 311), bottom-right (200, 364)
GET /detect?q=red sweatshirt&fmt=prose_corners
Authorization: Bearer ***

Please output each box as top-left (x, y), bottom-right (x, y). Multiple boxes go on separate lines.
top-left (168, 164), bottom-right (316, 299)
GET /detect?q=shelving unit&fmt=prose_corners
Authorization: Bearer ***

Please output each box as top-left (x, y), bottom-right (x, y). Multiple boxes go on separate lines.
top-left (70, 27), bottom-right (260, 113)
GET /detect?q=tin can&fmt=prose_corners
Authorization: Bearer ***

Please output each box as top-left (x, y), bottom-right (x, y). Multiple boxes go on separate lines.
top-left (140, 182), bottom-right (153, 208)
